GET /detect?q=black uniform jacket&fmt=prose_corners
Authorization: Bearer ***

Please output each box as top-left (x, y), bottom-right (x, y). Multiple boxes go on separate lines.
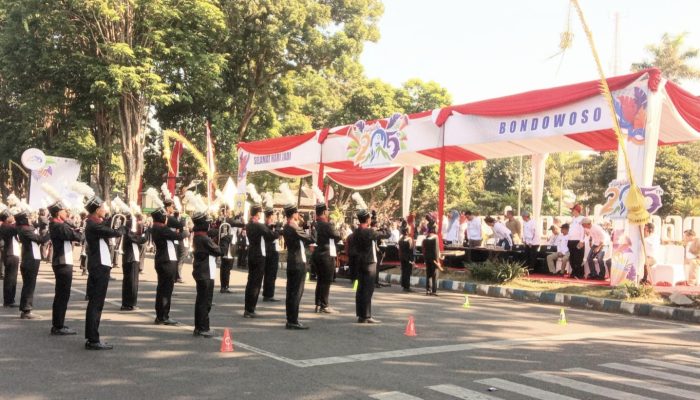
top-left (85, 216), bottom-right (123, 269)
top-left (192, 231), bottom-right (224, 280)
top-left (151, 221), bottom-right (187, 264)
top-left (282, 222), bottom-right (314, 271)
top-left (49, 218), bottom-right (83, 266)
top-left (246, 220), bottom-right (279, 260)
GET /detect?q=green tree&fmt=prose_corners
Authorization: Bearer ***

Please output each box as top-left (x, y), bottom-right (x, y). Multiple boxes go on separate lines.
top-left (632, 32), bottom-right (700, 82)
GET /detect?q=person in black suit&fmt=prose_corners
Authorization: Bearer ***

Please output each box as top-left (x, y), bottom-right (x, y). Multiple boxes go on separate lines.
top-left (121, 213), bottom-right (147, 311)
top-left (398, 225), bottom-right (415, 292)
top-left (282, 203), bottom-right (314, 329)
top-left (262, 206), bottom-right (282, 302)
top-left (0, 210), bottom-right (20, 307)
top-left (311, 201), bottom-right (342, 313)
top-left (16, 210), bottom-right (50, 320)
top-left (151, 207), bottom-right (188, 325)
top-left (352, 207), bottom-right (390, 324)
top-left (243, 200), bottom-right (279, 318)
top-left (48, 200), bottom-right (83, 335)
top-left (84, 195), bottom-right (125, 350)
top-left (191, 212), bottom-right (224, 337)
top-left (217, 207), bottom-right (244, 293)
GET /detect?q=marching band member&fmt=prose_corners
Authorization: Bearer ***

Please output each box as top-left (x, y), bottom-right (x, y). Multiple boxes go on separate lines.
top-left (190, 195), bottom-right (224, 338)
top-left (243, 184), bottom-right (279, 318)
top-left (120, 200), bottom-right (147, 311)
top-left (72, 180), bottom-right (125, 350)
top-left (146, 188), bottom-right (188, 326)
top-left (351, 192), bottom-right (390, 324)
top-left (1, 196), bottom-right (20, 308)
top-left (16, 201), bottom-right (50, 320)
top-left (280, 183), bottom-right (314, 329)
top-left (262, 192), bottom-right (282, 302)
top-left (311, 187), bottom-right (342, 314)
top-left (45, 184), bottom-right (84, 335)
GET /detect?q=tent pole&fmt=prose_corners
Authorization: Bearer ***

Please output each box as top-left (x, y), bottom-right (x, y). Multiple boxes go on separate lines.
top-left (437, 126), bottom-right (446, 250)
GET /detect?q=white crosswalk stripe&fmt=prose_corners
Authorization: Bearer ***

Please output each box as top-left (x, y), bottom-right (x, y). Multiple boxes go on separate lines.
top-left (370, 391), bottom-right (423, 400)
top-left (427, 384), bottom-right (502, 400)
top-left (602, 362), bottom-right (700, 387)
top-left (634, 358), bottom-right (700, 375)
top-left (523, 371), bottom-right (657, 400)
top-left (475, 378), bottom-right (580, 400)
top-left (565, 368), bottom-right (700, 400)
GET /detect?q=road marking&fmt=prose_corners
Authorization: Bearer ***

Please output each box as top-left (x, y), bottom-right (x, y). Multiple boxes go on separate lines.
top-left (602, 363), bottom-right (700, 387)
top-left (634, 358), bottom-right (700, 375)
top-left (565, 368), bottom-right (700, 400)
top-left (369, 391), bottom-right (423, 400)
top-left (475, 378), bottom-right (579, 400)
top-left (293, 328), bottom-right (694, 367)
top-left (427, 384), bottom-right (503, 399)
top-left (524, 371), bottom-right (657, 400)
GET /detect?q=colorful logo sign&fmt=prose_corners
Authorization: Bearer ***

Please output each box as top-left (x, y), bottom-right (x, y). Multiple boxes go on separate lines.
top-left (346, 113), bottom-right (408, 167)
top-left (601, 179), bottom-right (663, 219)
top-left (21, 148), bottom-right (46, 170)
top-left (613, 86), bottom-right (647, 145)
top-left (238, 151), bottom-right (249, 182)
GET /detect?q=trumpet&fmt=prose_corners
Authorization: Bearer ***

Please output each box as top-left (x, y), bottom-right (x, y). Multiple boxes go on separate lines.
top-left (111, 213), bottom-right (127, 262)
top-left (219, 221), bottom-right (231, 243)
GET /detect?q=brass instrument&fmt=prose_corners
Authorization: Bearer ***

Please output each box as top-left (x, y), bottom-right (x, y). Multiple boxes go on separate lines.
top-left (110, 213), bottom-right (127, 262)
top-left (219, 221), bottom-right (231, 243)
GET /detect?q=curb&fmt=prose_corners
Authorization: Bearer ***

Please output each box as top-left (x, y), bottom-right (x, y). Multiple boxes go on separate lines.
top-left (378, 272), bottom-right (700, 324)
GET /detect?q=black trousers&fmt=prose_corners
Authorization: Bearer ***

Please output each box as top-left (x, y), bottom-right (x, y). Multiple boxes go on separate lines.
top-left (568, 240), bottom-right (584, 278)
top-left (425, 260), bottom-right (439, 294)
top-left (122, 261), bottom-right (140, 307)
top-left (263, 252), bottom-right (279, 299)
top-left (19, 260), bottom-right (40, 312)
top-left (400, 259), bottom-right (413, 289)
top-left (312, 254), bottom-right (335, 308)
top-left (356, 263), bottom-right (377, 319)
top-left (285, 266), bottom-right (306, 324)
top-left (244, 256), bottom-right (265, 313)
top-left (176, 244), bottom-right (187, 280)
top-left (194, 279), bottom-right (214, 331)
top-left (52, 264), bottom-right (73, 329)
top-left (237, 247), bottom-right (248, 269)
top-left (3, 256), bottom-right (19, 305)
top-left (524, 245), bottom-right (538, 271)
top-left (0, 252), bottom-right (4, 277)
top-left (220, 257), bottom-right (234, 290)
top-left (85, 266), bottom-right (110, 343)
top-left (155, 261), bottom-right (177, 321)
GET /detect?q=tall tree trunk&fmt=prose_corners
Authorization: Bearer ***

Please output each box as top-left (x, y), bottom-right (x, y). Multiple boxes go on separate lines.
top-left (93, 104), bottom-right (113, 200)
top-left (118, 92), bottom-right (147, 204)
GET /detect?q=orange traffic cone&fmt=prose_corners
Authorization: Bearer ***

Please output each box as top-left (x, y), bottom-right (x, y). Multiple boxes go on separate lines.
top-left (404, 316), bottom-right (417, 337)
top-left (220, 328), bottom-right (234, 352)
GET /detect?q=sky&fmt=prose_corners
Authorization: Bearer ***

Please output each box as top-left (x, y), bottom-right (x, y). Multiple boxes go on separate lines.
top-left (360, 0), bottom-right (700, 104)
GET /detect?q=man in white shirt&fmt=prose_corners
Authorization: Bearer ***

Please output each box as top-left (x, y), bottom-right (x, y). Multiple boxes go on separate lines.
top-left (546, 224), bottom-right (569, 274)
top-left (388, 222), bottom-right (400, 244)
top-left (457, 212), bottom-right (468, 245)
top-left (521, 211), bottom-right (538, 271)
top-left (582, 218), bottom-right (609, 280)
top-left (641, 222), bottom-right (659, 284)
top-left (485, 216), bottom-right (512, 250)
top-left (568, 204), bottom-right (586, 279)
top-left (465, 210), bottom-right (483, 248)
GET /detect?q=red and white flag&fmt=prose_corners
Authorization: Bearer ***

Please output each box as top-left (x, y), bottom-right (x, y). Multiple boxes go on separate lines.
top-left (205, 121), bottom-right (216, 202)
top-left (167, 129), bottom-right (184, 195)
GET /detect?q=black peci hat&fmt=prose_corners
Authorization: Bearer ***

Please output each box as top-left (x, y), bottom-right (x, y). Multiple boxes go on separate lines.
top-left (315, 203), bottom-right (327, 215)
top-left (163, 198), bottom-right (174, 207)
top-left (48, 200), bottom-right (65, 216)
top-left (283, 204), bottom-right (298, 218)
top-left (151, 207), bottom-right (167, 223)
top-left (85, 196), bottom-right (104, 213)
top-left (250, 204), bottom-right (263, 217)
top-left (192, 211), bottom-right (210, 225)
top-left (264, 207), bottom-right (274, 217)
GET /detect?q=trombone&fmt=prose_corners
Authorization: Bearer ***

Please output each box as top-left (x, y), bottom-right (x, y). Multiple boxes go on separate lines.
top-left (111, 213), bottom-right (127, 262)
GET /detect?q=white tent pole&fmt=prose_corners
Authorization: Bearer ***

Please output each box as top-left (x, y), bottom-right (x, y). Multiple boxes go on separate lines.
top-left (531, 153), bottom-right (548, 244)
top-left (402, 167), bottom-right (414, 218)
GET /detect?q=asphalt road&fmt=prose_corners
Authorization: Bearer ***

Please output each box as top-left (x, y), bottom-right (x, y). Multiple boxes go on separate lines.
top-left (1, 257), bottom-right (699, 400)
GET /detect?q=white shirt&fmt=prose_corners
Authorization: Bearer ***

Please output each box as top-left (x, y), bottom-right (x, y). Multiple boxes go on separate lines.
top-left (522, 219), bottom-right (537, 245)
top-left (585, 223), bottom-right (607, 247)
top-left (467, 217), bottom-right (482, 241)
top-left (554, 233), bottom-right (569, 254)
top-left (388, 228), bottom-right (400, 244)
top-left (492, 222), bottom-right (512, 247)
top-left (568, 216), bottom-right (585, 241)
top-left (457, 221), bottom-right (469, 243)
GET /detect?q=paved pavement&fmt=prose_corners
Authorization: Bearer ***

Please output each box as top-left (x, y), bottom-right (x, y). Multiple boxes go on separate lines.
top-left (1, 257), bottom-right (699, 399)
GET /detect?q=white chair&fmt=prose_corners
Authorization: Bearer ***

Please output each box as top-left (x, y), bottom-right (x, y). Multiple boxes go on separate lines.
top-left (651, 245), bottom-right (687, 286)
